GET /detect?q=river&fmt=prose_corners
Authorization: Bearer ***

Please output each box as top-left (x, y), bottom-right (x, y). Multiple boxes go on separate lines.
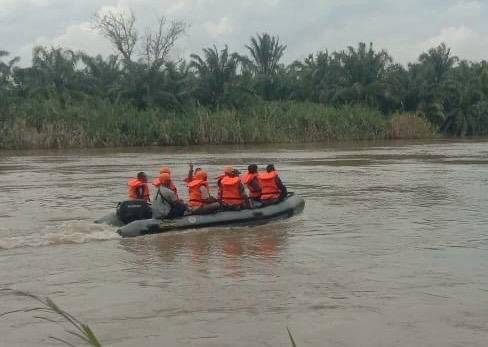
top-left (1, 140), bottom-right (488, 346)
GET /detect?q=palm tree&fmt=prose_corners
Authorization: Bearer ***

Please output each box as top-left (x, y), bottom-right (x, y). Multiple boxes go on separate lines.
top-left (418, 43), bottom-right (458, 85)
top-left (442, 61), bottom-right (488, 135)
top-left (79, 53), bottom-right (122, 100)
top-left (20, 46), bottom-right (81, 100)
top-left (147, 60), bottom-right (194, 110)
top-left (190, 45), bottom-right (239, 107)
top-left (0, 50), bottom-right (20, 107)
top-left (293, 50), bottom-right (350, 104)
top-left (412, 43), bottom-right (459, 126)
top-left (243, 33), bottom-right (287, 99)
top-left (330, 42), bottom-right (393, 109)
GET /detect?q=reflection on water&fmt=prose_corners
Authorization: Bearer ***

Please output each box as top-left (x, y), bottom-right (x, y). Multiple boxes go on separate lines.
top-left (1, 139), bottom-right (488, 346)
top-left (119, 224), bottom-right (288, 278)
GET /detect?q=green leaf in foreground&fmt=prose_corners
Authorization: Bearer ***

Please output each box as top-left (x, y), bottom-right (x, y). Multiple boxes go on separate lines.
top-left (0, 288), bottom-right (103, 347)
top-left (287, 326), bottom-right (297, 347)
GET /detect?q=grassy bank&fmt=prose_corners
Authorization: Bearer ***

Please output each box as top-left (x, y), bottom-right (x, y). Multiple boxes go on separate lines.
top-left (0, 98), bottom-right (438, 149)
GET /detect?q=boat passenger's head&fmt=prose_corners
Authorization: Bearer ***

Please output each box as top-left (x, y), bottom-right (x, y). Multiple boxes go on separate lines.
top-left (224, 166), bottom-right (233, 176)
top-left (137, 172), bottom-right (148, 182)
top-left (195, 170), bottom-right (208, 181)
top-left (160, 167), bottom-right (171, 175)
top-left (158, 173), bottom-right (171, 187)
top-left (248, 164), bottom-right (258, 174)
top-left (266, 164), bottom-right (275, 173)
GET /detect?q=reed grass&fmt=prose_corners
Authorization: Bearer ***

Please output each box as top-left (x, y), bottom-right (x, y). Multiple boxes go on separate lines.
top-left (287, 327), bottom-right (297, 347)
top-left (0, 97), bottom-right (436, 149)
top-left (0, 288), bottom-right (102, 347)
top-left (390, 112), bottom-right (438, 139)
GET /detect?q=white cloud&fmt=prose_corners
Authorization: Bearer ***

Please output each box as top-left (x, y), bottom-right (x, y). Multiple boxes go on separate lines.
top-left (0, 0), bottom-right (54, 18)
top-left (419, 26), bottom-right (488, 62)
top-left (46, 22), bottom-right (112, 56)
top-left (3, 0), bottom-right (488, 66)
top-left (16, 22), bottom-right (113, 65)
top-left (446, 0), bottom-right (483, 16)
top-left (204, 16), bottom-right (233, 38)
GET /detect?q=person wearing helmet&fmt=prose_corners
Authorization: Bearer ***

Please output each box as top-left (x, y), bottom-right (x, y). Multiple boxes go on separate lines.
top-left (187, 170), bottom-right (220, 214)
top-left (128, 172), bottom-right (150, 202)
top-left (152, 173), bottom-right (187, 219)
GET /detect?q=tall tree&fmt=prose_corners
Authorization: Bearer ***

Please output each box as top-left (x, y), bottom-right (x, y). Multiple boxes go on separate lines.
top-left (413, 43), bottom-right (459, 126)
top-left (292, 50), bottom-right (341, 103)
top-left (78, 53), bottom-right (122, 100)
top-left (0, 50), bottom-right (20, 108)
top-left (190, 45), bottom-right (239, 107)
top-left (331, 42), bottom-right (393, 109)
top-left (94, 9), bottom-right (185, 69)
top-left (243, 33), bottom-right (287, 99)
top-left (442, 61), bottom-right (488, 135)
top-left (16, 46), bottom-right (81, 100)
top-left (418, 43), bottom-right (458, 84)
top-left (94, 9), bottom-right (186, 108)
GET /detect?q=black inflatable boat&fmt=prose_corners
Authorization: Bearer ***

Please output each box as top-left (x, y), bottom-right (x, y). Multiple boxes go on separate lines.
top-left (95, 193), bottom-right (305, 238)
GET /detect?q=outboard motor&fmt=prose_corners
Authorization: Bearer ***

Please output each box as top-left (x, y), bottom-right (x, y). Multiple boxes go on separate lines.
top-left (117, 200), bottom-right (152, 224)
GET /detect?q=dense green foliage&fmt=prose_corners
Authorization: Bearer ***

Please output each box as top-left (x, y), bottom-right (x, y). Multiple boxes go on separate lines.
top-left (1, 24), bottom-right (487, 148)
top-left (0, 98), bottom-right (394, 149)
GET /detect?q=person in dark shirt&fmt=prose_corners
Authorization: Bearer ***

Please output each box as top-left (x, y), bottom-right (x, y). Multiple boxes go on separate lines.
top-left (243, 164), bottom-right (262, 207)
top-left (258, 164), bottom-right (288, 204)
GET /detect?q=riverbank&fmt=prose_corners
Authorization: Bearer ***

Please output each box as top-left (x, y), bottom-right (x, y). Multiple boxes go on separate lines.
top-left (0, 98), bottom-right (437, 149)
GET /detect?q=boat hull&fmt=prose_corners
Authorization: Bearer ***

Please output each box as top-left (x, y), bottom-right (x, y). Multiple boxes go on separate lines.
top-left (96, 194), bottom-right (305, 238)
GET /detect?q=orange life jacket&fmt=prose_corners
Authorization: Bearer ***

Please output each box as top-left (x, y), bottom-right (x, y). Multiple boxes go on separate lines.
top-left (258, 171), bottom-right (280, 201)
top-left (187, 179), bottom-right (210, 208)
top-left (220, 176), bottom-right (244, 207)
top-left (128, 179), bottom-right (150, 202)
top-left (243, 173), bottom-right (261, 199)
top-left (216, 174), bottom-right (228, 200)
top-left (152, 178), bottom-right (179, 200)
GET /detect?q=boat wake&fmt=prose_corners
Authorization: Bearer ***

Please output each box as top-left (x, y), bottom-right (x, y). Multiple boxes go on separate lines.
top-left (0, 221), bottom-right (121, 250)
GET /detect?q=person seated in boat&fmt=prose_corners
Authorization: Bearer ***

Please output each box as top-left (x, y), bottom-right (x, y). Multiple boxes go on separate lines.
top-left (153, 167), bottom-right (180, 199)
top-left (153, 173), bottom-right (187, 219)
top-left (128, 172), bottom-right (150, 203)
top-left (217, 166), bottom-right (238, 201)
top-left (243, 164), bottom-right (262, 207)
top-left (258, 164), bottom-right (287, 205)
top-left (187, 170), bottom-right (220, 214)
top-left (184, 162), bottom-right (203, 184)
top-left (219, 166), bottom-right (249, 210)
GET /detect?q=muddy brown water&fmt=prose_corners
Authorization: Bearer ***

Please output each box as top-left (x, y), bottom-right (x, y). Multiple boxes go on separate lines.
top-left (1, 140), bottom-right (488, 346)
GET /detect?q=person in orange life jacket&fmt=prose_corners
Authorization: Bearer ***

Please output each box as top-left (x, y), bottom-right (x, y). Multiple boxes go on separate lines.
top-left (258, 164), bottom-right (287, 204)
top-left (242, 164), bottom-right (262, 208)
top-left (217, 166), bottom-right (235, 200)
top-left (152, 167), bottom-right (180, 199)
top-left (128, 172), bottom-right (150, 202)
top-left (152, 173), bottom-right (187, 219)
top-left (243, 164), bottom-right (261, 203)
top-left (187, 170), bottom-right (220, 214)
top-left (219, 166), bottom-right (249, 210)
top-left (184, 162), bottom-right (202, 184)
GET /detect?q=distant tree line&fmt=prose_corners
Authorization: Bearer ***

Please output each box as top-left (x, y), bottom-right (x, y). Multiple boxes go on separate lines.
top-left (2, 9), bottom-right (488, 137)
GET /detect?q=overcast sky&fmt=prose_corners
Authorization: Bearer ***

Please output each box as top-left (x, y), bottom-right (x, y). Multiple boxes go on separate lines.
top-left (1, 0), bottom-right (487, 66)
